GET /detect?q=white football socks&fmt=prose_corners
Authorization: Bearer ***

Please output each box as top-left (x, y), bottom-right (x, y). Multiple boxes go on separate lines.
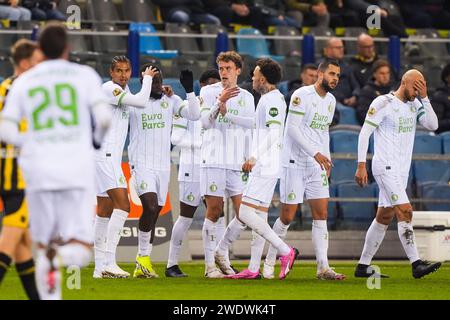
top-left (202, 218), bottom-right (217, 266)
top-left (35, 249), bottom-right (61, 300)
top-left (239, 205), bottom-right (291, 258)
top-left (138, 230), bottom-right (152, 257)
top-left (359, 219), bottom-right (388, 265)
top-left (248, 210), bottom-right (268, 273)
top-left (216, 217), bottom-right (246, 256)
top-left (398, 221), bottom-right (420, 264)
top-left (167, 216), bottom-right (193, 268)
top-left (94, 215), bottom-right (109, 272)
top-left (312, 220), bottom-right (329, 272)
top-left (265, 218), bottom-right (290, 265)
top-left (105, 209), bottom-right (128, 265)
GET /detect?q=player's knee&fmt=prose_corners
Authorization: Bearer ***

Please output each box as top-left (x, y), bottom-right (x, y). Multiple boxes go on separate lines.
top-left (280, 215), bottom-right (292, 225)
top-left (399, 206), bottom-right (413, 222)
top-left (116, 201), bottom-right (130, 213)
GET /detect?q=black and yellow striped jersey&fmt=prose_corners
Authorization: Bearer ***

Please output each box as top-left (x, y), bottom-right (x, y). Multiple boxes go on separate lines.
top-left (0, 76), bottom-right (26, 194)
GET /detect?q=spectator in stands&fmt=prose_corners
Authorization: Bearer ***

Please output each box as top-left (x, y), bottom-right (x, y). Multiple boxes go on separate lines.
top-left (253, 0), bottom-right (300, 29)
top-left (202, 0), bottom-right (265, 29)
top-left (325, 0), bottom-right (359, 28)
top-left (0, 0), bottom-right (31, 21)
top-left (286, 63), bottom-right (317, 103)
top-left (22, 1), bottom-right (65, 21)
top-left (397, 0), bottom-right (450, 30)
top-left (284, 0), bottom-right (330, 28)
top-left (322, 37), bottom-right (359, 107)
top-left (349, 33), bottom-right (378, 88)
top-left (355, 59), bottom-right (393, 125)
top-left (344, 0), bottom-right (407, 37)
top-left (432, 64), bottom-right (450, 134)
top-left (153, 0), bottom-right (221, 25)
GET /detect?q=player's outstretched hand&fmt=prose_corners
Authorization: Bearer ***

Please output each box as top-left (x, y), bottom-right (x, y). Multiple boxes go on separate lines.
top-left (355, 163), bottom-right (368, 187)
top-left (313, 152), bottom-right (332, 172)
top-left (242, 157), bottom-right (256, 173)
top-left (180, 69), bottom-right (194, 93)
top-left (142, 66), bottom-right (159, 78)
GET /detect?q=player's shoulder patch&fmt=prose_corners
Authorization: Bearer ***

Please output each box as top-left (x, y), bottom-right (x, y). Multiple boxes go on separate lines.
top-left (268, 107), bottom-right (279, 117)
top-left (292, 96), bottom-right (301, 106)
top-left (113, 88), bottom-right (123, 97)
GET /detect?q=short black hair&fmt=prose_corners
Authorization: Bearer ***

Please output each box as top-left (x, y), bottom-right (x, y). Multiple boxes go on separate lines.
top-left (38, 22), bottom-right (67, 59)
top-left (318, 59), bottom-right (340, 72)
top-left (199, 69), bottom-right (220, 84)
top-left (111, 55), bottom-right (130, 71)
top-left (441, 63), bottom-right (450, 85)
top-left (371, 59), bottom-right (391, 74)
top-left (139, 63), bottom-right (161, 83)
top-left (256, 58), bottom-right (282, 85)
top-left (301, 63), bottom-right (317, 73)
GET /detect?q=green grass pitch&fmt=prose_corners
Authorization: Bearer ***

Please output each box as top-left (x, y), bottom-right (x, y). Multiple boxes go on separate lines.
top-left (1, 261), bottom-right (449, 300)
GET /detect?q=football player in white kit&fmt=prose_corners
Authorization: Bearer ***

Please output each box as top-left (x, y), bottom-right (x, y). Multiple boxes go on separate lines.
top-left (128, 65), bottom-right (200, 278)
top-left (264, 59), bottom-right (346, 280)
top-left (0, 23), bottom-right (112, 299)
top-left (354, 69), bottom-right (441, 279)
top-left (200, 51), bottom-right (255, 278)
top-left (165, 69), bottom-right (222, 278)
top-left (93, 56), bottom-right (159, 279)
top-left (217, 58), bottom-right (299, 280)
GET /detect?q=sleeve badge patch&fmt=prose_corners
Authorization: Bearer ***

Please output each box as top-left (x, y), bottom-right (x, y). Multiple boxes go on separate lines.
top-left (269, 107), bottom-right (279, 117)
top-left (368, 107), bottom-right (376, 116)
top-left (113, 88), bottom-right (122, 97)
top-left (292, 96), bottom-right (301, 106)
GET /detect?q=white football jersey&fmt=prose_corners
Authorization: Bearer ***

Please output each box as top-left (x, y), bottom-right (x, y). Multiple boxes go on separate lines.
top-left (128, 94), bottom-right (187, 171)
top-left (1, 59), bottom-right (109, 191)
top-left (96, 81), bottom-right (130, 162)
top-left (200, 82), bottom-right (255, 170)
top-left (282, 85), bottom-right (335, 169)
top-left (172, 115), bottom-right (202, 182)
top-left (364, 93), bottom-right (423, 175)
top-left (251, 89), bottom-right (286, 178)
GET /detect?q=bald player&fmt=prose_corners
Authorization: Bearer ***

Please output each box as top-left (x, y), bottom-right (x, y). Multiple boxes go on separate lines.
top-left (354, 69), bottom-right (441, 279)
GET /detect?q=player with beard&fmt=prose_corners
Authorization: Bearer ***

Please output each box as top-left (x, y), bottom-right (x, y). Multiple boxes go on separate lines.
top-left (263, 59), bottom-right (346, 280)
top-left (354, 69), bottom-right (441, 279)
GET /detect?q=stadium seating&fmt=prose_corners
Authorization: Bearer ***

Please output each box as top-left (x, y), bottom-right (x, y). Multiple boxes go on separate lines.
top-left (413, 160), bottom-right (450, 192)
top-left (277, 80), bottom-right (289, 97)
top-left (336, 103), bottom-right (359, 125)
top-left (421, 183), bottom-right (450, 211)
top-left (280, 56), bottom-right (302, 82)
top-left (305, 27), bottom-right (334, 58)
top-left (273, 26), bottom-right (302, 57)
top-left (336, 182), bottom-right (377, 226)
top-left (122, 0), bottom-right (158, 23)
top-left (129, 22), bottom-right (178, 59)
top-left (200, 24), bottom-right (234, 53)
top-left (330, 130), bottom-right (359, 153)
top-left (87, 0), bottom-right (120, 22)
top-left (442, 132), bottom-right (450, 154)
top-left (163, 78), bottom-right (186, 99)
top-left (413, 134), bottom-right (442, 154)
top-left (236, 28), bottom-right (283, 62)
top-left (330, 159), bottom-right (356, 184)
top-left (164, 23), bottom-right (205, 58)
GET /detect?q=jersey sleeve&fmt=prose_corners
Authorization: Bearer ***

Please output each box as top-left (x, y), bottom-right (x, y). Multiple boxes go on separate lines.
top-left (172, 95), bottom-right (187, 117)
top-left (364, 95), bottom-right (389, 128)
top-left (172, 113), bottom-right (188, 130)
top-left (287, 89), bottom-right (307, 118)
top-left (102, 81), bottom-right (127, 107)
top-left (264, 96), bottom-right (285, 128)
